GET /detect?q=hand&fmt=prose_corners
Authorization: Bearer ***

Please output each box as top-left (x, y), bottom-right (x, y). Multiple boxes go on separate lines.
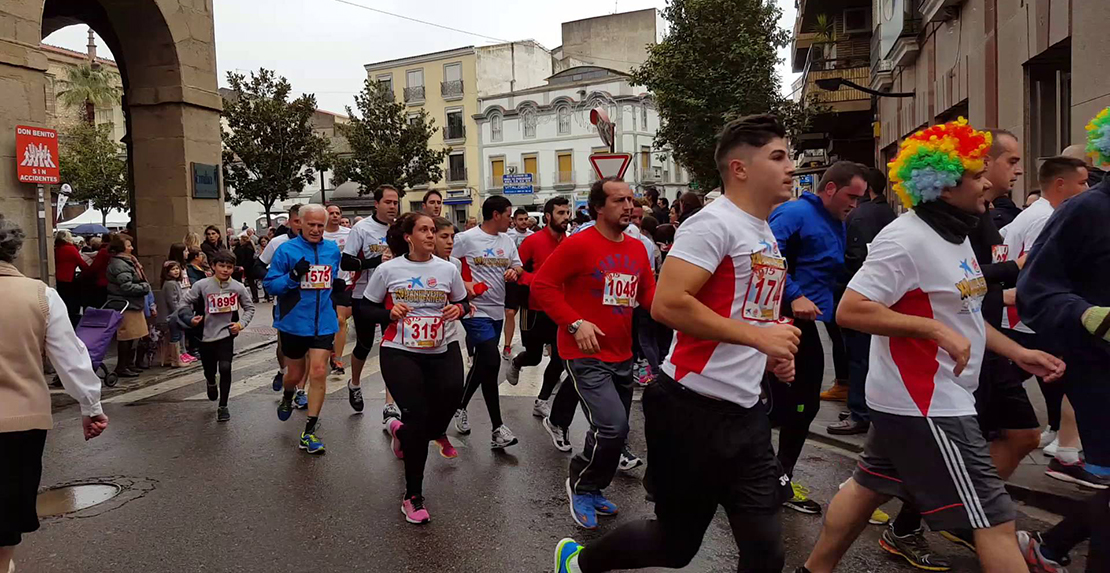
top-left (390, 302), bottom-right (411, 322)
top-left (442, 304), bottom-right (463, 322)
top-left (190, 316), bottom-right (203, 326)
top-left (82, 414), bottom-right (109, 441)
top-left (932, 322), bottom-right (971, 376)
top-left (791, 296), bottom-right (822, 321)
top-left (228, 322), bottom-right (242, 335)
top-left (1016, 253), bottom-right (1028, 270)
top-left (1003, 288), bottom-right (1016, 307)
top-left (1015, 349), bottom-right (1065, 382)
top-left (573, 321), bottom-right (606, 355)
top-left (767, 356), bottom-right (795, 383)
top-left (382, 249), bottom-right (393, 262)
top-left (753, 323), bottom-right (802, 360)
top-left (291, 257), bottom-right (310, 279)
top-left (504, 267), bottom-right (520, 282)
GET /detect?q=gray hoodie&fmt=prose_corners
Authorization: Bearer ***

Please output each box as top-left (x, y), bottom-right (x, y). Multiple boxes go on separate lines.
top-left (179, 277), bottom-right (255, 342)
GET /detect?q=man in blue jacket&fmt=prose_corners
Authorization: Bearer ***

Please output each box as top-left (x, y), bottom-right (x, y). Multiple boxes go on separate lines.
top-left (769, 160), bottom-right (867, 515)
top-left (264, 204), bottom-right (342, 455)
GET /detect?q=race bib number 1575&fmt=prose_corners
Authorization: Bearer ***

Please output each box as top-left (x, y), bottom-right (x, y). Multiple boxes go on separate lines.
top-left (300, 265), bottom-right (332, 290)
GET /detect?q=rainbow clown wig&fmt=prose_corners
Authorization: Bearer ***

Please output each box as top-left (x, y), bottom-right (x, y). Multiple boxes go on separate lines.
top-left (1085, 107), bottom-right (1110, 167)
top-left (887, 118), bottom-right (993, 209)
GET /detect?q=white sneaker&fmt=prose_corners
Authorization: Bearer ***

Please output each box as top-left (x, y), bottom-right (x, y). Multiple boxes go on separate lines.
top-left (491, 425), bottom-right (519, 449)
top-left (1043, 437), bottom-right (1059, 457)
top-left (533, 398), bottom-right (551, 418)
top-left (618, 448), bottom-right (644, 471)
top-left (453, 409), bottom-right (471, 435)
top-left (1039, 428), bottom-right (1058, 449)
top-left (501, 345), bottom-right (513, 360)
top-left (382, 402), bottom-right (401, 429)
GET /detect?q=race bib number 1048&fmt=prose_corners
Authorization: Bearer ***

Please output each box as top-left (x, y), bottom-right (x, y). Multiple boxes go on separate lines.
top-left (603, 273), bottom-right (639, 307)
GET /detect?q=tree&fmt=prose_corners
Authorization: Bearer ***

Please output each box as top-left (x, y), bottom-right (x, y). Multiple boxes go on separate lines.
top-left (221, 68), bottom-right (332, 226)
top-left (59, 122), bottom-right (128, 226)
top-left (56, 63), bottom-right (122, 125)
top-left (331, 79), bottom-right (450, 193)
top-left (631, 0), bottom-right (815, 190)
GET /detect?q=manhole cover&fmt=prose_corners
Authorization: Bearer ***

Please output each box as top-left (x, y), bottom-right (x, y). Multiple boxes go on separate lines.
top-left (37, 483), bottom-right (122, 517)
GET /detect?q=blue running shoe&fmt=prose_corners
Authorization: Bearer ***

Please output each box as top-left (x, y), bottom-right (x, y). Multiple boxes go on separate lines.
top-left (277, 395), bottom-right (294, 421)
top-left (565, 478), bottom-right (597, 530)
top-left (271, 371), bottom-right (284, 392)
top-left (294, 390), bottom-right (308, 409)
top-left (554, 538), bottom-right (584, 573)
top-left (593, 491), bottom-right (619, 516)
top-left (299, 431), bottom-right (325, 454)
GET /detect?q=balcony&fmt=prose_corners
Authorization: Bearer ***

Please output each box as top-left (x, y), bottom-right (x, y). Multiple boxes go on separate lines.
top-left (403, 86), bottom-right (425, 104)
top-left (921, 0), bottom-right (962, 25)
top-left (487, 175), bottom-right (503, 190)
top-left (870, 31), bottom-right (895, 91)
top-left (444, 124), bottom-right (466, 143)
top-left (889, 17), bottom-right (923, 67)
top-left (553, 171), bottom-right (575, 189)
top-left (800, 52), bottom-right (872, 113)
top-left (447, 166), bottom-right (467, 184)
top-left (441, 80), bottom-right (464, 101)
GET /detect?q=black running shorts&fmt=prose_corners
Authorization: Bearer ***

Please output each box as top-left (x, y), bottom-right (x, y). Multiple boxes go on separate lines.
top-left (279, 332), bottom-right (334, 360)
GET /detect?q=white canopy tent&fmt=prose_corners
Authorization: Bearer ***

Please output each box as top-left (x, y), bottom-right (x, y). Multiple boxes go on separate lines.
top-left (57, 208), bottom-right (131, 231)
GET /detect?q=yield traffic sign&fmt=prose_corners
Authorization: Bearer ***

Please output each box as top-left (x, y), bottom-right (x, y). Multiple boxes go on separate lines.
top-left (589, 153), bottom-right (632, 180)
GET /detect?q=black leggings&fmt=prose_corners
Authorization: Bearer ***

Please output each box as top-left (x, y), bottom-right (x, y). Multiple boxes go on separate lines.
top-left (460, 335), bottom-right (503, 428)
top-left (380, 343), bottom-right (464, 498)
top-left (513, 309), bottom-right (563, 400)
top-left (200, 337), bottom-right (235, 407)
top-left (578, 510), bottom-right (784, 572)
top-left (769, 319), bottom-right (823, 477)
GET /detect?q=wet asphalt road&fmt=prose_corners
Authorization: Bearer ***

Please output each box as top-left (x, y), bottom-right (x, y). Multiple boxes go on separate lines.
top-left (21, 346), bottom-right (1085, 572)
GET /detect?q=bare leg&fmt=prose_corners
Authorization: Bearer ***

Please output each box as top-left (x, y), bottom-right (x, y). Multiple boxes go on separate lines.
top-left (285, 357), bottom-right (306, 393)
top-left (306, 348), bottom-right (330, 417)
top-left (503, 307), bottom-right (517, 353)
top-left (803, 478), bottom-right (890, 573)
top-left (972, 521), bottom-right (1026, 572)
top-left (0, 546), bottom-right (14, 573)
top-left (333, 306), bottom-right (351, 366)
top-left (1057, 396), bottom-right (1080, 449)
top-left (990, 428), bottom-right (1040, 479)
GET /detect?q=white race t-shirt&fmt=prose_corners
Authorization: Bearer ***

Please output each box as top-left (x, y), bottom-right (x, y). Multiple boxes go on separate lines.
top-left (442, 256), bottom-right (467, 347)
top-left (323, 226), bottom-right (353, 284)
top-left (507, 227), bottom-right (534, 248)
top-left (343, 217), bottom-right (391, 299)
top-left (660, 198), bottom-right (788, 408)
top-left (453, 227), bottom-right (522, 321)
top-left (259, 233), bottom-right (291, 265)
top-left (848, 211), bottom-right (987, 417)
top-left (998, 198), bottom-right (1053, 333)
top-left (363, 255), bottom-right (467, 354)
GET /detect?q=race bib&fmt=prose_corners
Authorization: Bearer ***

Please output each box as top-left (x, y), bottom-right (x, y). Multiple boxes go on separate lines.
top-left (300, 265), bottom-right (332, 290)
top-left (743, 251), bottom-right (787, 322)
top-left (991, 244), bottom-right (1009, 264)
top-left (603, 273), bottom-right (638, 307)
top-left (401, 315), bottom-right (444, 349)
top-left (206, 292), bottom-right (238, 315)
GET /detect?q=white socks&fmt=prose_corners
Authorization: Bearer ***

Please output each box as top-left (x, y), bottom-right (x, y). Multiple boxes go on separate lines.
top-left (566, 553), bottom-right (582, 573)
top-left (1056, 446), bottom-right (1081, 464)
top-left (348, 380), bottom-right (358, 391)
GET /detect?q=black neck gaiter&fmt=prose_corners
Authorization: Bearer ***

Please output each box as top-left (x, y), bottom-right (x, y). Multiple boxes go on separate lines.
top-left (914, 199), bottom-right (980, 244)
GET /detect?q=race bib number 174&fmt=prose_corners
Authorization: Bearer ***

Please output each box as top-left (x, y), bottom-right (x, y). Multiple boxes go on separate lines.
top-left (742, 252), bottom-right (787, 322)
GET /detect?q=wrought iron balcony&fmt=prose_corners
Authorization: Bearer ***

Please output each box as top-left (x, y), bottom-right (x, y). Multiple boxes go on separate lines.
top-left (441, 80), bottom-right (464, 100)
top-left (403, 86), bottom-right (425, 104)
top-left (448, 166), bottom-right (467, 183)
top-left (444, 124), bottom-right (466, 142)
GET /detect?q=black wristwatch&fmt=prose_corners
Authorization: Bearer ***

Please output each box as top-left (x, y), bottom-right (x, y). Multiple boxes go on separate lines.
top-left (568, 319), bottom-right (584, 334)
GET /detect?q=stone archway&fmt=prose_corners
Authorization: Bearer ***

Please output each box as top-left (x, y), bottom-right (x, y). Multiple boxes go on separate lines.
top-left (0, 0), bottom-right (223, 277)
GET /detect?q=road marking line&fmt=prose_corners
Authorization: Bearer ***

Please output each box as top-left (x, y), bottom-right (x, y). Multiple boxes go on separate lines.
top-left (103, 350), bottom-right (275, 404)
top-left (183, 371), bottom-right (275, 401)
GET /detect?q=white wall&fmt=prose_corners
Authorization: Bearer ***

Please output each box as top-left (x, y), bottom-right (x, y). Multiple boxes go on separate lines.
top-left (475, 41), bottom-right (553, 97)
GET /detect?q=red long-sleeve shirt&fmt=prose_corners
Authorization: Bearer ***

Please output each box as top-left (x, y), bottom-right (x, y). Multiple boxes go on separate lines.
top-left (518, 226), bottom-right (565, 309)
top-left (531, 226), bottom-right (655, 362)
top-left (88, 247), bottom-right (112, 288)
top-left (54, 243), bottom-right (90, 283)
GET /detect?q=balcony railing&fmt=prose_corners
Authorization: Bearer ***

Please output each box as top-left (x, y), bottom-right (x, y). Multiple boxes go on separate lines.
top-left (447, 166), bottom-right (467, 183)
top-left (441, 80), bottom-right (464, 99)
top-left (444, 124), bottom-right (466, 141)
top-left (404, 86), bottom-right (425, 104)
top-left (553, 171), bottom-right (575, 188)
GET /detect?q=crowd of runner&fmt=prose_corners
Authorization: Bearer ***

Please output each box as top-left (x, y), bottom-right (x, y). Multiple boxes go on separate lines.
top-left (4, 107), bottom-right (1110, 573)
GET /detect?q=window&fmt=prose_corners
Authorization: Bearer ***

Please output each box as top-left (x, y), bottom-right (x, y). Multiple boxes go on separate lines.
top-left (641, 105), bottom-right (648, 130)
top-left (557, 152), bottom-right (573, 184)
top-left (522, 107), bottom-right (537, 138)
top-left (490, 158), bottom-right (505, 187)
top-left (377, 74), bottom-right (393, 98)
top-left (407, 68), bottom-right (424, 88)
top-left (448, 153), bottom-right (466, 182)
top-left (843, 8), bottom-right (869, 33)
top-left (406, 113), bottom-right (419, 126)
top-left (557, 106), bottom-right (571, 135)
top-left (45, 75), bottom-right (56, 116)
top-left (490, 113), bottom-right (503, 142)
top-left (404, 69), bottom-right (425, 103)
top-left (523, 155), bottom-right (537, 176)
top-left (641, 145), bottom-right (652, 174)
top-left (442, 62), bottom-right (463, 99)
top-left (445, 108), bottom-right (465, 140)
top-left (444, 63), bottom-right (462, 82)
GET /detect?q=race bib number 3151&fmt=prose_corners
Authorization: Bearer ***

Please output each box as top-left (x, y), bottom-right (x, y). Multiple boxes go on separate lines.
top-left (300, 265), bottom-right (332, 290)
top-left (603, 273), bottom-right (638, 307)
top-left (401, 316), bottom-right (444, 349)
top-left (743, 252), bottom-right (787, 322)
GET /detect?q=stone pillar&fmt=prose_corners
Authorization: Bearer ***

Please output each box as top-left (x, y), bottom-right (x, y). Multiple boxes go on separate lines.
top-left (1071, 1), bottom-right (1110, 142)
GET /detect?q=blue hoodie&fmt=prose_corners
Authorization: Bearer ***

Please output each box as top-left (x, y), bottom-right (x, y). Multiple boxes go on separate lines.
top-left (263, 235), bottom-right (341, 337)
top-left (769, 192), bottom-right (846, 322)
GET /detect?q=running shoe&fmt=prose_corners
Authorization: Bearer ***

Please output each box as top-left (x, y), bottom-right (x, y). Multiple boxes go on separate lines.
top-left (206, 380), bottom-right (218, 401)
top-left (869, 508), bottom-right (890, 525)
top-left (618, 448), bottom-right (644, 472)
top-left (434, 436), bottom-right (458, 459)
top-left (401, 495), bottom-right (431, 525)
top-left (1045, 458), bottom-right (1110, 489)
top-left (299, 431), bottom-right (325, 454)
top-left (502, 345), bottom-right (513, 360)
top-left (593, 491), bottom-right (618, 516)
top-left (1039, 428), bottom-right (1058, 449)
top-left (293, 390), bottom-right (308, 410)
top-left (565, 478), bottom-right (597, 530)
top-left (453, 409), bottom-right (471, 435)
top-left (181, 353), bottom-right (198, 365)
top-left (939, 530), bottom-right (976, 552)
top-left (1018, 530), bottom-right (1069, 573)
top-left (553, 538), bottom-right (584, 573)
top-left (543, 417), bottom-right (572, 452)
top-left (506, 358), bottom-right (521, 386)
top-left (533, 398), bottom-right (552, 418)
top-left (878, 525), bottom-right (952, 571)
top-left (491, 425), bottom-right (519, 449)
top-left (217, 406), bottom-right (230, 423)
top-left (330, 358), bottom-right (345, 376)
top-left (388, 418), bottom-right (404, 459)
top-left (1043, 437), bottom-right (1059, 457)
top-left (382, 402), bottom-right (401, 427)
top-left (348, 384), bottom-right (364, 413)
top-left (636, 371), bottom-right (656, 386)
top-left (277, 395), bottom-right (294, 421)
top-left (271, 371), bottom-right (284, 392)
top-left (783, 483), bottom-right (822, 515)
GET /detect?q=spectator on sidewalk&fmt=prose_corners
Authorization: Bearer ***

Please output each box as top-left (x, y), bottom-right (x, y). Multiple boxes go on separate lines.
top-left (201, 225), bottom-right (227, 262)
top-left (106, 233), bottom-right (151, 378)
top-left (85, 232), bottom-right (113, 310)
top-left (54, 229), bottom-right (89, 327)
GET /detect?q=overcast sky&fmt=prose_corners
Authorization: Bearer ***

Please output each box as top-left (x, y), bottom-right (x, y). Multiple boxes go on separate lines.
top-left (44, 0), bottom-right (799, 115)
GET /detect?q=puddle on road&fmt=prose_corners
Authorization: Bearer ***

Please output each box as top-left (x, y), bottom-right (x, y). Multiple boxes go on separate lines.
top-left (37, 483), bottom-right (122, 517)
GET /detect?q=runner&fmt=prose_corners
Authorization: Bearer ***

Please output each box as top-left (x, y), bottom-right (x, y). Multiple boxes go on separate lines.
top-left (533, 176), bottom-right (656, 532)
top-left (795, 119), bottom-right (1065, 573)
top-left (323, 204), bottom-right (353, 376)
top-left (507, 197), bottom-right (571, 421)
top-left (361, 212), bottom-right (470, 524)
top-left (342, 185), bottom-right (401, 421)
top-left (430, 216), bottom-right (466, 459)
top-left (178, 250), bottom-right (255, 422)
top-left (553, 114), bottom-right (800, 572)
top-left (263, 204), bottom-right (342, 454)
top-left (422, 189), bottom-right (443, 218)
top-left (451, 195), bottom-right (524, 449)
top-left (628, 199), bottom-right (661, 386)
top-left (260, 204), bottom-right (308, 408)
top-left (503, 208), bottom-right (534, 359)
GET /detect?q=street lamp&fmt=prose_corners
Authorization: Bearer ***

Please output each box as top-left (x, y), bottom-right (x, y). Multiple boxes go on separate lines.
top-left (815, 77), bottom-right (915, 98)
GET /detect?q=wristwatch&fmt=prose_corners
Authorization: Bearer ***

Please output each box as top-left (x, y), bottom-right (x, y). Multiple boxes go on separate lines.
top-left (568, 319), bottom-right (584, 334)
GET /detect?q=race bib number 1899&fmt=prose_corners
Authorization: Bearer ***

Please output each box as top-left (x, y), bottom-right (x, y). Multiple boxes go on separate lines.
top-left (742, 252), bottom-right (787, 322)
top-left (206, 292), bottom-right (238, 315)
top-left (300, 265), bottom-right (332, 290)
top-left (603, 273), bottom-right (638, 307)
top-left (401, 316), bottom-right (444, 349)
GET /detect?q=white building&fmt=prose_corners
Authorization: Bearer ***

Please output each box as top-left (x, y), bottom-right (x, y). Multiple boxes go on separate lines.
top-left (474, 65), bottom-right (689, 210)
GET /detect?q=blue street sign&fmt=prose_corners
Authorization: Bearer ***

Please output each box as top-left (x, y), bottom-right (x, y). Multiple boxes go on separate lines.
top-left (502, 173), bottom-right (534, 195)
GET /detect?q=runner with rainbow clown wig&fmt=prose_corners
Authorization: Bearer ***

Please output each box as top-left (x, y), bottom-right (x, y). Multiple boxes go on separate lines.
top-left (1085, 106), bottom-right (1110, 167)
top-left (888, 117), bottom-right (993, 208)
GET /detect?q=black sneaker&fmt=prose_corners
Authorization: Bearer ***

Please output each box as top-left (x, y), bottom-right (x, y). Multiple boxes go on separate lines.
top-left (330, 358), bottom-right (345, 376)
top-left (271, 371), bottom-right (284, 392)
top-left (206, 381), bottom-right (218, 401)
top-left (277, 396), bottom-right (294, 422)
top-left (782, 483), bottom-right (822, 515)
top-left (879, 525), bottom-right (952, 571)
top-left (939, 529), bottom-right (976, 552)
top-left (618, 448), bottom-right (644, 471)
top-left (217, 406), bottom-right (230, 423)
top-left (349, 384), bottom-right (364, 413)
top-left (1046, 458), bottom-right (1110, 489)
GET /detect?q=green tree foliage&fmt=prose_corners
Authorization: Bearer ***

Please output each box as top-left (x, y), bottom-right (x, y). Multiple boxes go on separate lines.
top-left (56, 63), bottom-right (122, 125)
top-left (632, 0), bottom-right (815, 190)
top-left (331, 79), bottom-right (450, 193)
top-left (221, 68), bottom-right (332, 225)
top-left (59, 122), bottom-right (128, 226)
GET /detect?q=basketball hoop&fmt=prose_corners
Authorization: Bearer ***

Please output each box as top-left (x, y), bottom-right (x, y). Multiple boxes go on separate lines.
top-left (590, 107), bottom-right (615, 152)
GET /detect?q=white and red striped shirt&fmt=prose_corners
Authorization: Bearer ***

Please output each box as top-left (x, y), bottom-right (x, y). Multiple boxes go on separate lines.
top-left (999, 197), bottom-right (1053, 333)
